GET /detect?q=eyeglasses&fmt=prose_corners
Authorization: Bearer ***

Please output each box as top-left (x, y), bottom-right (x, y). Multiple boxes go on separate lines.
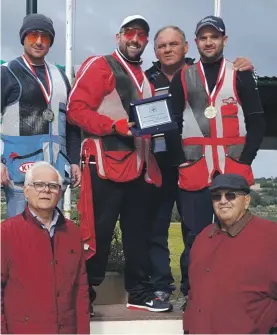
top-left (26, 31), bottom-right (51, 45)
top-left (211, 191), bottom-right (247, 202)
top-left (121, 28), bottom-right (148, 42)
top-left (28, 181), bottom-right (61, 193)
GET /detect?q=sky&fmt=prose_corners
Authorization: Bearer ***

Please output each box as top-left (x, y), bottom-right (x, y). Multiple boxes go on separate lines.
top-left (1, 0), bottom-right (277, 177)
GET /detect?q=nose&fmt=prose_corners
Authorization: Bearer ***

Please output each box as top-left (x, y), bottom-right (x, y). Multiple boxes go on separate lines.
top-left (35, 35), bottom-right (43, 45)
top-left (165, 44), bottom-right (172, 52)
top-left (44, 185), bottom-right (51, 193)
top-left (219, 194), bottom-right (228, 204)
top-left (130, 34), bottom-right (139, 43)
top-left (205, 37), bottom-right (213, 46)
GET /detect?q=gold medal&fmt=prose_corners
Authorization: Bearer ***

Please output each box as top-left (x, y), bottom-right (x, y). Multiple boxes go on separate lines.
top-left (204, 106), bottom-right (217, 119)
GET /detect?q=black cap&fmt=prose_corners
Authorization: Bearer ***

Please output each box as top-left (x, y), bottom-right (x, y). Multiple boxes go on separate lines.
top-left (210, 174), bottom-right (250, 194)
top-left (19, 13), bottom-right (55, 46)
top-left (195, 15), bottom-right (225, 36)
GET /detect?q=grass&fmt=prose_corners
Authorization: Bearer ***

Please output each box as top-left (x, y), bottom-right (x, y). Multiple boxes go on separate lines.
top-left (168, 223), bottom-right (183, 297)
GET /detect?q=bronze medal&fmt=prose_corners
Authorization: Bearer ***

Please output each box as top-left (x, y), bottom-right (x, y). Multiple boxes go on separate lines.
top-left (43, 108), bottom-right (54, 122)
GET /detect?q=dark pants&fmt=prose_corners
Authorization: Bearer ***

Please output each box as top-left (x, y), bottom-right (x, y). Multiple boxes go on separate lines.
top-left (178, 187), bottom-right (214, 296)
top-left (149, 166), bottom-right (179, 293)
top-left (86, 164), bottom-right (155, 299)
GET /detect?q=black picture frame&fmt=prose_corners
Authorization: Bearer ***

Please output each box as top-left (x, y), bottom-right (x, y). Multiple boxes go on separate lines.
top-left (129, 94), bottom-right (177, 136)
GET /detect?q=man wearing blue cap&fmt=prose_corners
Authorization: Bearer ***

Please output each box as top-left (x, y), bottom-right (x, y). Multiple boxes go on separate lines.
top-left (183, 173), bottom-right (277, 334)
top-left (1, 14), bottom-right (81, 218)
top-left (169, 15), bottom-right (266, 306)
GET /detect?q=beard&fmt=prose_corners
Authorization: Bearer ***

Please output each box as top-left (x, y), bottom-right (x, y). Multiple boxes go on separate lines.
top-left (118, 43), bottom-right (143, 62)
top-left (199, 48), bottom-right (224, 63)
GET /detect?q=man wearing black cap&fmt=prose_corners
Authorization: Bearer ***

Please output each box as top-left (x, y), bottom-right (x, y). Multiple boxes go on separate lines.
top-left (169, 15), bottom-right (266, 305)
top-left (144, 24), bottom-right (254, 304)
top-left (183, 173), bottom-right (277, 334)
top-left (67, 14), bottom-right (172, 313)
top-left (1, 14), bottom-right (81, 218)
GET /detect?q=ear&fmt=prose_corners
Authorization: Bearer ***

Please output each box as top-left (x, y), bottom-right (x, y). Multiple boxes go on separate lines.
top-left (223, 35), bottom-right (228, 47)
top-left (116, 33), bottom-right (120, 44)
top-left (245, 194), bottom-right (251, 209)
top-left (184, 41), bottom-right (189, 54)
top-left (23, 185), bottom-right (28, 199)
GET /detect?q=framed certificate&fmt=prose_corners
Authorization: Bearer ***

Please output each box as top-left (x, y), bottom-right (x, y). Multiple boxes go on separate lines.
top-left (129, 94), bottom-right (177, 136)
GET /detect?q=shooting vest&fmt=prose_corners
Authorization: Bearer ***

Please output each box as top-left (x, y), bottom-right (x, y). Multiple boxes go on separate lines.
top-left (1, 57), bottom-right (71, 183)
top-left (81, 54), bottom-right (161, 185)
top-left (178, 59), bottom-right (254, 191)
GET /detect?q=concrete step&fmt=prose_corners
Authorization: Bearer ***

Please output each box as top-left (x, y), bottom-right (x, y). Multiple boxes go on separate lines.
top-left (90, 303), bottom-right (183, 334)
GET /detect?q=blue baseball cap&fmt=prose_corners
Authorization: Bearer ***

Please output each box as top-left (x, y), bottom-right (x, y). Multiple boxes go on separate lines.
top-left (195, 15), bottom-right (225, 36)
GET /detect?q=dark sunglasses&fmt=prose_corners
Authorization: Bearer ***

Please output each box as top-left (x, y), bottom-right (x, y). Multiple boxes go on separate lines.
top-left (121, 27), bottom-right (148, 42)
top-left (211, 191), bottom-right (247, 202)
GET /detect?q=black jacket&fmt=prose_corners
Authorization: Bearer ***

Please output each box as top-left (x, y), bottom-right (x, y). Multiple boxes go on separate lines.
top-left (145, 57), bottom-right (195, 89)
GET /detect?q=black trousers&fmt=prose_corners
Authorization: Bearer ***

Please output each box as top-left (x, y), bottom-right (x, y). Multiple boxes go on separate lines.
top-left (148, 166), bottom-right (179, 293)
top-left (86, 164), bottom-right (156, 299)
top-left (178, 187), bottom-right (214, 296)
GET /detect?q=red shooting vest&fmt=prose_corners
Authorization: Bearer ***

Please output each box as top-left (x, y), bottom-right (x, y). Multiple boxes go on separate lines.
top-left (178, 59), bottom-right (254, 191)
top-left (78, 53), bottom-right (161, 259)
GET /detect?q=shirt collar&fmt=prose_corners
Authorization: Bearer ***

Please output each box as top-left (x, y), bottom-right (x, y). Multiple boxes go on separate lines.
top-left (209, 210), bottom-right (252, 238)
top-left (28, 206), bottom-right (60, 226)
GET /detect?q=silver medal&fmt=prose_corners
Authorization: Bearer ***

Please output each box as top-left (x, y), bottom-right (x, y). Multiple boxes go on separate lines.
top-left (204, 106), bottom-right (217, 119)
top-left (43, 108), bottom-right (54, 122)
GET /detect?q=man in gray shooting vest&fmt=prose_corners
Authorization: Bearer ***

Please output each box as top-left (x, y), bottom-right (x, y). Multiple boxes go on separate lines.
top-left (1, 13), bottom-right (81, 217)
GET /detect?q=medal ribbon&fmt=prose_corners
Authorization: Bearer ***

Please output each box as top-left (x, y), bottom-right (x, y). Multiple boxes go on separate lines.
top-left (115, 49), bottom-right (144, 94)
top-left (22, 55), bottom-right (52, 104)
top-left (198, 58), bottom-right (226, 106)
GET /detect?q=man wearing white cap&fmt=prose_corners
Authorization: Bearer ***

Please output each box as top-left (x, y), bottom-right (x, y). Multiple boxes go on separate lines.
top-left (67, 15), bottom-right (172, 314)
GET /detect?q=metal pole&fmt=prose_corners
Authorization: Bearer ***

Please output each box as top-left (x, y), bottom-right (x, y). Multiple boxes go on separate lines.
top-left (26, 0), bottom-right (37, 14)
top-left (214, 0), bottom-right (221, 17)
top-left (64, 0), bottom-right (74, 219)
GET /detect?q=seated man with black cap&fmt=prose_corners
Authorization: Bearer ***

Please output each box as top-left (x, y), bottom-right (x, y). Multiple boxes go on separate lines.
top-left (1, 13), bottom-right (81, 218)
top-left (183, 173), bottom-right (277, 334)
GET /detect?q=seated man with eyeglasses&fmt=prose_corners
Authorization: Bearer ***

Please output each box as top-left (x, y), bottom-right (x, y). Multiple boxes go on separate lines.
top-left (183, 173), bottom-right (277, 334)
top-left (1, 161), bottom-right (90, 334)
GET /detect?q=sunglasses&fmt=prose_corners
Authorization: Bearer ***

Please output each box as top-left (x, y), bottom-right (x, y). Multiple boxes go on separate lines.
top-left (211, 191), bottom-right (247, 202)
top-left (26, 31), bottom-right (51, 45)
top-left (121, 28), bottom-right (148, 42)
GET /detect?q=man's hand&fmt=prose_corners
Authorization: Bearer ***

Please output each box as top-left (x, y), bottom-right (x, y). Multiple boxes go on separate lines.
top-left (71, 164), bottom-right (81, 188)
top-left (1, 163), bottom-right (10, 186)
top-left (233, 57), bottom-right (254, 72)
top-left (113, 119), bottom-right (135, 136)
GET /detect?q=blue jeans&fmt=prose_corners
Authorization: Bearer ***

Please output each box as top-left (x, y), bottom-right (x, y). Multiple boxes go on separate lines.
top-left (4, 184), bottom-right (26, 218)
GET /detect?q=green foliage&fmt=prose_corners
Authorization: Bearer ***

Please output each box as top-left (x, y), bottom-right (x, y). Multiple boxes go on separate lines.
top-left (106, 226), bottom-right (125, 274)
top-left (171, 203), bottom-right (181, 222)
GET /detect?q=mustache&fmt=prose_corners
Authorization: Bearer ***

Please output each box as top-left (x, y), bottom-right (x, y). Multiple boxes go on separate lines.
top-left (127, 42), bottom-right (141, 48)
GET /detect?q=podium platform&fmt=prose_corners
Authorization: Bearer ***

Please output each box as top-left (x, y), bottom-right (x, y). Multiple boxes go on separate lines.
top-left (90, 302), bottom-right (184, 334)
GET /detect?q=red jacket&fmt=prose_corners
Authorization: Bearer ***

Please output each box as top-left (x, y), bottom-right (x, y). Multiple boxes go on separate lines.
top-left (183, 214), bottom-right (277, 334)
top-left (1, 207), bottom-right (90, 334)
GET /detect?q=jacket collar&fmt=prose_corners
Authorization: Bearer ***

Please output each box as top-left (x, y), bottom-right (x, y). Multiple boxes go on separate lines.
top-left (22, 205), bottom-right (66, 230)
top-left (209, 210), bottom-right (252, 238)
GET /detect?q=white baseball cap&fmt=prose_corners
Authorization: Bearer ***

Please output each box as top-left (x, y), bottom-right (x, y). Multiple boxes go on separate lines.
top-left (119, 15), bottom-right (150, 33)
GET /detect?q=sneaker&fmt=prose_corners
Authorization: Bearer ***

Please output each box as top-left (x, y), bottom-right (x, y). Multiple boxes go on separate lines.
top-left (154, 291), bottom-right (171, 302)
top-left (181, 295), bottom-right (188, 312)
top-left (126, 296), bottom-right (173, 312)
top-left (89, 287), bottom-right (96, 317)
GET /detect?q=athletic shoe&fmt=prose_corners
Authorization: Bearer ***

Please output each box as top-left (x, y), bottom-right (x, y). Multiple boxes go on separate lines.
top-left (89, 287), bottom-right (96, 317)
top-left (126, 295), bottom-right (173, 312)
top-left (154, 290), bottom-right (171, 302)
